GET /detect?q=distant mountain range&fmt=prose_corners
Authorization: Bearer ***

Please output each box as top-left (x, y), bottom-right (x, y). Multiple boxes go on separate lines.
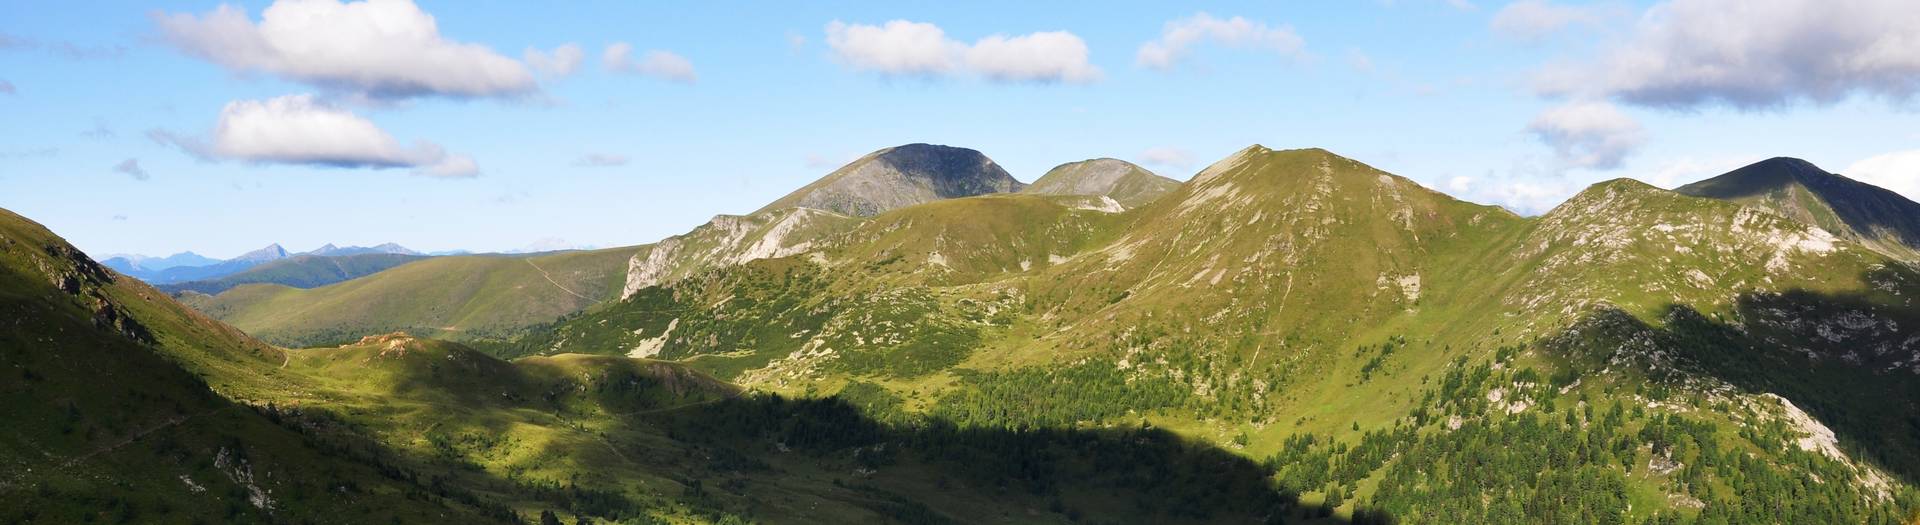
top-left (100, 242), bottom-right (423, 284)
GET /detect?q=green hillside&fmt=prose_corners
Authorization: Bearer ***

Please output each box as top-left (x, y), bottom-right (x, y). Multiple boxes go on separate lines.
top-left (182, 247), bottom-right (635, 348)
top-left (529, 146), bottom-right (1920, 523)
top-left (0, 208), bottom-right (518, 523)
top-left (0, 205), bottom-right (1315, 523)
top-left (161, 252), bottom-right (428, 295)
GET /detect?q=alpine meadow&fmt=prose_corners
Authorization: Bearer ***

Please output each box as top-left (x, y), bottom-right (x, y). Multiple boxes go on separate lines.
top-left (5, 1), bottom-right (1920, 524)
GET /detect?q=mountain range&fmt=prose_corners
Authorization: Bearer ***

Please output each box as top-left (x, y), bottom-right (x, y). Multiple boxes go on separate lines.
top-left (5, 144), bottom-right (1920, 523)
top-left (102, 242), bottom-right (424, 285)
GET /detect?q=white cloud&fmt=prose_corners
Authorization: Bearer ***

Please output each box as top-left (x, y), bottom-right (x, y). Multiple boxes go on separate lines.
top-left (151, 94), bottom-right (478, 177)
top-left (603, 43), bottom-right (697, 83)
top-left (525, 43), bottom-right (584, 78)
top-left (1844, 149), bottom-right (1920, 201)
top-left (1490, 0), bottom-right (1619, 41)
top-left (824, 20), bottom-right (963, 77)
top-left (965, 32), bottom-right (1102, 83)
top-left (152, 0), bottom-right (534, 99)
top-left (1138, 146), bottom-right (1196, 169)
top-left (1535, 0), bottom-right (1920, 109)
top-left (1525, 100), bottom-right (1646, 170)
top-left (113, 159), bottom-right (149, 181)
top-left (1136, 13), bottom-right (1306, 70)
top-left (824, 20), bottom-right (1101, 83)
top-left (574, 153), bottom-right (629, 167)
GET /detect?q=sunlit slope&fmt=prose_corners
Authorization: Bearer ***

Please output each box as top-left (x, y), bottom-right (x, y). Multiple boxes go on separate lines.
top-left (516, 146), bottom-right (1920, 522)
top-left (186, 247), bottom-right (634, 347)
top-left (1021, 158), bottom-right (1181, 210)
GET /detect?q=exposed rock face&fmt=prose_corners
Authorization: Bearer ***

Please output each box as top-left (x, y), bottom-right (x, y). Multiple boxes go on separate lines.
top-left (1021, 158), bottom-right (1181, 209)
top-left (1678, 157), bottom-right (1920, 261)
top-left (621, 207), bottom-right (857, 298)
top-left (755, 143), bottom-right (1025, 217)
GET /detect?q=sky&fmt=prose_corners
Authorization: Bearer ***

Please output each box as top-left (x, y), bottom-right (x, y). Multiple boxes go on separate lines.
top-left (1, 0), bottom-right (1917, 259)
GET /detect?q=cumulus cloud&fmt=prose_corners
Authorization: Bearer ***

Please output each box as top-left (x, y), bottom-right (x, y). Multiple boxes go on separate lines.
top-left (152, 0), bottom-right (534, 99)
top-left (824, 20), bottom-right (963, 77)
top-left (824, 20), bottom-right (1100, 83)
top-left (573, 153), bottom-right (629, 167)
top-left (603, 43), bottom-right (697, 83)
top-left (965, 32), bottom-right (1102, 83)
top-left (1490, 0), bottom-right (1621, 40)
top-left (1844, 149), bottom-right (1920, 201)
top-left (1136, 13), bottom-right (1306, 71)
top-left (1138, 146), bottom-right (1197, 169)
top-left (1525, 100), bottom-right (1646, 170)
top-left (150, 94), bottom-right (478, 177)
top-left (1534, 0), bottom-right (1920, 110)
top-left (525, 43), bottom-right (584, 78)
top-left (113, 159), bottom-right (149, 181)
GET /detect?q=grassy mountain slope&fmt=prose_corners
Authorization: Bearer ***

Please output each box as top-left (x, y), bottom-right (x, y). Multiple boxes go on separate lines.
top-left (1678, 157), bottom-right (1920, 261)
top-left (754, 143), bottom-right (1026, 217)
top-left (527, 146), bottom-right (1920, 523)
top-left (0, 208), bottom-right (514, 523)
top-left (1021, 158), bottom-right (1182, 210)
top-left (182, 247), bottom-right (634, 348)
top-left (5, 205), bottom-right (1308, 524)
top-left (162, 252), bottom-right (428, 295)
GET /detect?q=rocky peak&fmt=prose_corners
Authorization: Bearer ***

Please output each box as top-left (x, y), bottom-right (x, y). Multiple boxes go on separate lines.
top-left (754, 143), bottom-right (1024, 217)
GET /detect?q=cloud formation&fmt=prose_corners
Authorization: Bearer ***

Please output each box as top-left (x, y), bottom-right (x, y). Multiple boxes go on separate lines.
top-left (824, 20), bottom-right (1100, 83)
top-left (113, 159), bottom-right (149, 181)
top-left (152, 0), bottom-right (534, 100)
top-left (603, 43), bottom-right (697, 83)
top-left (1535, 0), bottom-right (1920, 110)
top-left (965, 32), bottom-right (1102, 83)
top-left (151, 94), bottom-right (478, 177)
top-left (1844, 149), bottom-right (1920, 201)
top-left (525, 43), bottom-right (584, 78)
top-left (1136, 13), bottom-right (1306, 70)
top-left (1525, 100), bottom-right (1645, 170)
top-left (1490, 0), bottom-right (1620, 41)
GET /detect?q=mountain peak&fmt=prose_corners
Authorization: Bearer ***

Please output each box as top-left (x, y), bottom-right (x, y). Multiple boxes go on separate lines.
top-left (755, 143), bottom-right (1024, 217)
top-left (1679, 156), bottom-right (1920, 259)
top-left (233, 243), bottom-right (289, 262)
top-left (1022, 158), bottom-right (1180, 209)
top-left (1677, 157), bottom-right (1831, 199)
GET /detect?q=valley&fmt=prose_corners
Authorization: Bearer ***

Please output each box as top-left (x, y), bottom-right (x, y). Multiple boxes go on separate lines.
top-left (5, 144), bottom-right (1919, 524)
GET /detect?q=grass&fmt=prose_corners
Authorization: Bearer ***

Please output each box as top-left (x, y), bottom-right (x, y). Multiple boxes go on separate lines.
top-left (183, 247), bottom-right (635, 348)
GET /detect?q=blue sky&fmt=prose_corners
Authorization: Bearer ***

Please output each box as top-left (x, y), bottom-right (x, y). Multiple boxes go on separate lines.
top-left (2, 0), bottom-right (1917, 258)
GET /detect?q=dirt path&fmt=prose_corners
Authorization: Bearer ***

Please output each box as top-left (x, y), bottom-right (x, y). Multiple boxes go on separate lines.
top-left (524, 258), bottom-right (590, 300)
top-left (1, 407), bottom-right (229, 491)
